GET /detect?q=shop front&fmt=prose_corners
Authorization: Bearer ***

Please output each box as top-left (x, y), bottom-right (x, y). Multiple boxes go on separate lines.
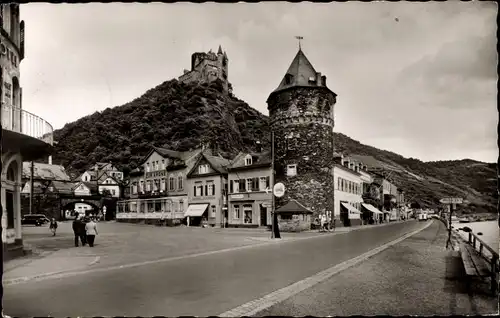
top-left (340, 202), bottom-right (362, 226)
top-left (184, 203), bottom-right (209, 227)
top-left (361, 203), bottom-right (383, 224)
top-left (228, 192), bottom-right (272, 228)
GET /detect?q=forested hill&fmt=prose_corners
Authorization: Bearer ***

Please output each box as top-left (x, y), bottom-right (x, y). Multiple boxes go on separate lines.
top-left (52, 79), bottom-right (270, 175)
top-left (51, 78), bottom-right (497, 213)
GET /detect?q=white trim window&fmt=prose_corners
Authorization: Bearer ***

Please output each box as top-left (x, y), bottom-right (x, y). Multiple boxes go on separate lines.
top-left (233, 205), bottom-right (240, 219)
top-left (287, 164), bottom-right (297, 177)
top-left (169, 177), bottom-right (175, 191)
top-left (207, 182), bottom-right (215, 196)
top-left (178, 176), bottom-right (183, 190)
top-left (259, 177), bottom-right (267, 191)
top-left (161, 178), bottom-right (166, 191)
top-left (198, 164), bottom-right (209, 174)
top-left (245, 155), bottom-right (252, 166)
top-left (246, 179), bottom-right (252, 192)
top-left (195, 182), bottom-right (203, 196)
top-left (233, 180), bottom-right (240, 193)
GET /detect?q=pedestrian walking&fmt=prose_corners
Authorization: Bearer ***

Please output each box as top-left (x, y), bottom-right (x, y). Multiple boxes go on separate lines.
top-left (85, 217), bottom-right (98, 247)
top-left (49, 218), bottom-right (58, 236)
top-left (72, 217), bottom-right (85, 247)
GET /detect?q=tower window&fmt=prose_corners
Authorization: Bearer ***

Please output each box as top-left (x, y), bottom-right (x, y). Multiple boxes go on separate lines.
top-left (287, 164), bottom-right (297, 177)
top-left (285, 74), bottom-right (294, 85)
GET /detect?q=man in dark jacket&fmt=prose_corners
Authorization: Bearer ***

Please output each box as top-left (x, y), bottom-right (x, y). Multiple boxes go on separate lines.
top-left (72, 217), bottom-right (86, 247)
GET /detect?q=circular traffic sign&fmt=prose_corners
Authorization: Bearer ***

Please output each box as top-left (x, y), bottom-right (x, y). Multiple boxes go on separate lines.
top-left (273, 183), bottom-right (286, 198)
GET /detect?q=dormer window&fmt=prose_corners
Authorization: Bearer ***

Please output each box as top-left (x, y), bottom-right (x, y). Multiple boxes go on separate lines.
top-left (284, 73), bottom-right (294, 85)
top-left (198, 164), bottom-right (209, 174)
top-left (245, 155), bottom-right (252, 166)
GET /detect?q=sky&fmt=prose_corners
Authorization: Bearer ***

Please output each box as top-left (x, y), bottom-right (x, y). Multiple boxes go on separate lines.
top-left (20, 2), bottom-right (498, 163)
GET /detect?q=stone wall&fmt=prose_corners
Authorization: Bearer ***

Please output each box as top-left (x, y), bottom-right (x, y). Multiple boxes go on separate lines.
top-left (278, 214), bottom-right (311, 232)
top-left (268, 87), bottom-right (336, 219)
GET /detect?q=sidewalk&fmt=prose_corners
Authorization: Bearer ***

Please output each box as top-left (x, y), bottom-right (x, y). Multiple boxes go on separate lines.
top-left (256, 220), bottom-right (498, 316)
top-left (3, 247), bottom-right (100, 285)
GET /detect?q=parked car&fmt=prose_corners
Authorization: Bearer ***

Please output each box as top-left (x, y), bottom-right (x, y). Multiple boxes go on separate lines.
top-left (418, 213), bottom-right (428, 222)
top-left (21, 214), bottom-right (50, 226)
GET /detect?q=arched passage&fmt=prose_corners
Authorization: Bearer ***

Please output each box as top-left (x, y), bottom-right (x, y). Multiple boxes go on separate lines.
top-left (61, 199), bottom-right (102, 219)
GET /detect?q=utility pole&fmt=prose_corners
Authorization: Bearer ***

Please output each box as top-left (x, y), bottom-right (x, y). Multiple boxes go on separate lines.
top-left (29, 161), bottom-right (34, 214)
top-left (446, 203), bottom-right (454, 249)
top-left (1, 58), bottom-right (5, 316)
top-left (271, 131), bottom-right (275, 239)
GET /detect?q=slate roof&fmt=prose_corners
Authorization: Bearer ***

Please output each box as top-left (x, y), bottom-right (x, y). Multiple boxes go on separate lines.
top-left (273, 49), bottom-right (318, 93)
top-left (52, 181), bottom-right (77, 194)
top-left (275, 199), bottom-right (313, 214)
top-left (228, 151), bottom-right (272, 170)
top-left (204, 154), bottom-right (231, 174)
top-left (22, 162), bottom-right (71, 181)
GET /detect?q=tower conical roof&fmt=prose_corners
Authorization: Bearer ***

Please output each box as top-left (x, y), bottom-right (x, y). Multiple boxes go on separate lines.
top-left (218, 45), bottom-right (223, 55)
top-left (273, 48), bottom-right (318, 92)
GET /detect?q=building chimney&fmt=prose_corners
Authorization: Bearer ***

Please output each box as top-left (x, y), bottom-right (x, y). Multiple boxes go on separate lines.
top-left (316, 72), bottom-right (322, 85)
top-left (48, 156), bottom-right (52, 165)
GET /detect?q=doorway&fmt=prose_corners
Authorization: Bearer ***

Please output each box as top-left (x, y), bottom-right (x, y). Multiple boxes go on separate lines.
top-left (260, 205), bottom-right (267, 226)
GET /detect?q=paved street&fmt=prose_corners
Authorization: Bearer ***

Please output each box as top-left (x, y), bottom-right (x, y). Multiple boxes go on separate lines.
top-left (4, 221), bottom-right (425, 317)
top-left (256, 220), bottom-right (498, 316)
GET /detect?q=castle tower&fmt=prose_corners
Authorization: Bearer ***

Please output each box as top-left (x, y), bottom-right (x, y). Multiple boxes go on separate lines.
top-left (217, 45), bottom-right (229, 91)
top-left (267, 47), bottom-right (337, 217)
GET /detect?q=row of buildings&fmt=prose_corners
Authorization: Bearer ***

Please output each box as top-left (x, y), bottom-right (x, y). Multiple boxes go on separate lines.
top-left (115, 143), bottom-right (406, 229)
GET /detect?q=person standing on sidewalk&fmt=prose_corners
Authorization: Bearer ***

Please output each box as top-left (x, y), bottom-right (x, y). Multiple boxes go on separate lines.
top-left (85, 217), bottom-right (98, 247)
top-left (49, 218), bottom-right (58, 236)
top-left (72, 217), bottom-right (85, 247)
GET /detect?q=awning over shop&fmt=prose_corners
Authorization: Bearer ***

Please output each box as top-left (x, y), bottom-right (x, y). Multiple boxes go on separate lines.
top-left (341, 202), bottom-right (361, 214)
top-left (362, 203), bottom-right (383, 215)
top-left (184, 204), bottom-right (208, 217)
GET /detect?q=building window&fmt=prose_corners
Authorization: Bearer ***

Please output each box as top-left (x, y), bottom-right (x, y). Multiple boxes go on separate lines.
top-left (112, 189), bottom-right (116, 196)
top-left (178, 176), bottom-right (183, 190)
top-left (207, 182), bottom-right (215, 196)
top-left (146, 163), bottom-right (150, 172)
top-left (140, 181), bottom-right (144, 192)
top-left (195, 182), bottom-right (203, 196)
top-left (233, 205), bottom-right (240, 219)
top-left (287, 164), bottom-right (297, 177)
top-left (161, 178), bottom-right (166, 191)
top-left (232, 180), bottom-right (240, 193)
top-left (161, 159), bottom-right (165, 170)
top-left (243, 205), bottom-right (253, 224)
top-left (259, 177), bottom-right (267, 191)
top-left (211, 205), bottom-right (216, 218)
top-left (179, 200), bottom-right (184, 212)
top-left (245, 155), bottom-right (252, 166)
top-left (146, 181), bottom-right (151, 192)
top-left (198, 164), bottom-right (209, 174)
top-left (152, 162), bottom-right (156, 171)
top-left (246, 179), bottom-right (253, 192)
top-left (169, 177), bottom-right (175, 191)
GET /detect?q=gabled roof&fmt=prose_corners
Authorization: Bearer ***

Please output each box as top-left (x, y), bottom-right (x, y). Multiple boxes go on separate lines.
top-left (22, 162), bottom-right (71, 181)
top-left (228, 151), bottom-right (272, 170)
top-left (73, 181), bottom-right (98, 192)
top-left (141, 146), bottom-right (203, 166)
top-left (187, 152), bottom-right (231, 177)
top-left (275, 199), bottom-right (313, 214)
top-left (51, 181), bottom-right (77, 194)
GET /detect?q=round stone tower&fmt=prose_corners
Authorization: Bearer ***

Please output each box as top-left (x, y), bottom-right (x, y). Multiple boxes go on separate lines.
top-left (267, 47), bottom-right (336, 217)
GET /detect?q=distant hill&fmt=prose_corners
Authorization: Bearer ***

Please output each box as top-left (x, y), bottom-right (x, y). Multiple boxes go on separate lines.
top-left (51, 78), bottom-right (497, 213)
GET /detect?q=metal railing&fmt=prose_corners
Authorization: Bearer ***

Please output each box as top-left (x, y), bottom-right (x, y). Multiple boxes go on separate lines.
top-left (466, 231), bottom-right (499, 294)
top-left (1, 103), bottom-right (53, 145)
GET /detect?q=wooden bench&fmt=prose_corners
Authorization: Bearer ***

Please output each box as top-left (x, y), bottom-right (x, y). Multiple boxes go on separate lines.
top-left (460, 243), bottom-right (493, 290)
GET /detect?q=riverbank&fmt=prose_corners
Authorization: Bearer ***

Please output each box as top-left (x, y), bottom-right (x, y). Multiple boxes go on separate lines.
top-left (452, 220), bottom-right (498, 253)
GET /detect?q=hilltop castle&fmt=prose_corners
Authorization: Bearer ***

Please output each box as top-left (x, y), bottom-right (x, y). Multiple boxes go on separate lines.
top-left (178, 45), bottom-right (230, 93)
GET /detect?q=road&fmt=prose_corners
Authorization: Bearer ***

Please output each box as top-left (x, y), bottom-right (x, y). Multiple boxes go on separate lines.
top-left (5, 221), bottom-right (429, 317)
top-left (256, 220), bottom-right (498, 316)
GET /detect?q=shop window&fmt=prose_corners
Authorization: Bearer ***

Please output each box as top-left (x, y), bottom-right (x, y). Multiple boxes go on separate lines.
top-left (211, 205), bottom-right (216, 218)
top-left (243, 205), bottom-right (252, 224)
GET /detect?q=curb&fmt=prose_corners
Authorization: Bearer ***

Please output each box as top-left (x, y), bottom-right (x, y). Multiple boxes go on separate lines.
top-left (3, 256), bottom-right (101, 286)
top-left (218, 221), bottom-right (433, 317)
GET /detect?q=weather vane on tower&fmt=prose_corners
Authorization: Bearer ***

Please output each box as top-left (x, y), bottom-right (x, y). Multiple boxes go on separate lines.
top-left (295, 36), bottom-right (304, 50)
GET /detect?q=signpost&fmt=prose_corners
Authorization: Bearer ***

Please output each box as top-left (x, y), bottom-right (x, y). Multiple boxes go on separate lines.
top-left (441, 197), bottom-right (463, 249)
